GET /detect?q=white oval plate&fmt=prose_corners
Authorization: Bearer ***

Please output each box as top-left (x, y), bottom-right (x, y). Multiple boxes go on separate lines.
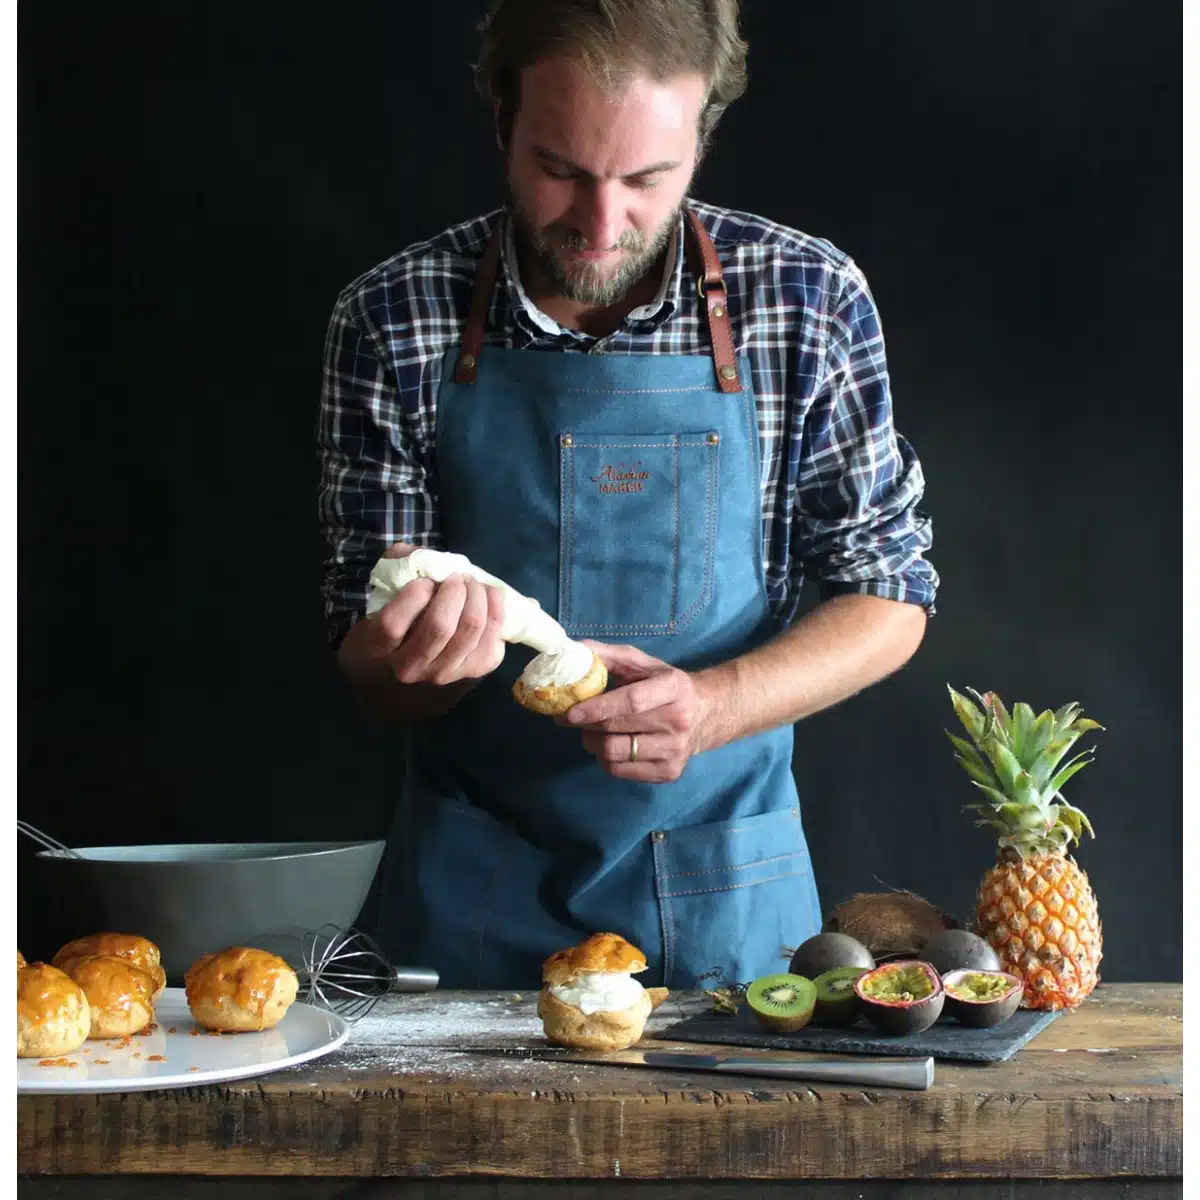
top-left (17, 987), bottom-right (349, 1094)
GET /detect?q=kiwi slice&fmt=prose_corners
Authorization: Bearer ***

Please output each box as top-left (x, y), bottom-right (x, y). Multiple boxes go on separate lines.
top-left (811, 966), bottom-right (868, 1027)
top-left (745, 973), bottom-right (817, 1033)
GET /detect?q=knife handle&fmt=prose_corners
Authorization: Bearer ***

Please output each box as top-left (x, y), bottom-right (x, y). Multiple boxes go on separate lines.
top-left (718, 1056), bottom-right (934, 1091)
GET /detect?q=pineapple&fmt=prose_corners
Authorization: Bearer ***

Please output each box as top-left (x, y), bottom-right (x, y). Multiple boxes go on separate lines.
top-left (946, 685), bottom-right (1104, 1011)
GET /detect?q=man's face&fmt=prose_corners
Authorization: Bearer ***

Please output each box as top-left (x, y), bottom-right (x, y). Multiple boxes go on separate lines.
top-left (505, 57), bottom-right (705, 306)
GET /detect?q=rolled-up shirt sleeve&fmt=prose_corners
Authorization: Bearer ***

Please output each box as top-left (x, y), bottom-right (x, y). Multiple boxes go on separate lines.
top-left (316, 292), bottom-right (443, 651)
top-left (791, 263), bottom-right (939, 614)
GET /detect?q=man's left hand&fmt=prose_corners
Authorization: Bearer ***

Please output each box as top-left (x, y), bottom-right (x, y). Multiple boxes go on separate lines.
top-left (560, 641), bottom-right (724, 782)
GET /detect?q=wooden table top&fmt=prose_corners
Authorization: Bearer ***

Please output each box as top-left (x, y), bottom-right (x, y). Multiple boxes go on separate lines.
top-left (17, 981), bottom-right (1181, 1183)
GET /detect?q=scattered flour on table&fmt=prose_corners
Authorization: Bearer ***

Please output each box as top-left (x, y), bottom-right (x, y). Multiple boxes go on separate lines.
top-left (272, 991), bottom-right (689, 1084)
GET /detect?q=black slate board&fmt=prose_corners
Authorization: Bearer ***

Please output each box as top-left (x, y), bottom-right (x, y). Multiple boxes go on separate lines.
top-left (660, 1005), bottom-right (1062, 1063)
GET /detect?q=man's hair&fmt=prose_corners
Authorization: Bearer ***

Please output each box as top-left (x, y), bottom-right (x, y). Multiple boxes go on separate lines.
top-left (475, 0), bottom-right (748, 150)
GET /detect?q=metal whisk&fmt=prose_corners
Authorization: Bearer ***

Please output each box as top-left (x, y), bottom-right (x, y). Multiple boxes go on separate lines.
top-left (297, 924), bottom-right (439, 1021)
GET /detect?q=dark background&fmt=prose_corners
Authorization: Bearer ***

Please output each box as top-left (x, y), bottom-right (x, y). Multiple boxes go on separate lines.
top-left (18, 2), bottom-right (1180, 979)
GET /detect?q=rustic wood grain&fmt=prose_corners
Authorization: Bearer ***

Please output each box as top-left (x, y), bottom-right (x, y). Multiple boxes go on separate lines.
top-left (15, 1178), bottom-right (1186, 1199)
top-left (16, 983), bottom-right (1181, 1182)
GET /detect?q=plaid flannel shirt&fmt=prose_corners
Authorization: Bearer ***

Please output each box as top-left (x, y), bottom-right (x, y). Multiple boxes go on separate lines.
top-left (317, 201), bottom-right (939, 651)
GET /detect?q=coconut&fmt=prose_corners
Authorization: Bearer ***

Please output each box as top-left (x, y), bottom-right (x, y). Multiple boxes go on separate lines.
top-left (823, 890), bottom-right (960, 962)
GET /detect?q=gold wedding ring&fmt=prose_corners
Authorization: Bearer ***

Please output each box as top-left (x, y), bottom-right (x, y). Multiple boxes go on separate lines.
top-left (629, 735), bottom-right (639, 763)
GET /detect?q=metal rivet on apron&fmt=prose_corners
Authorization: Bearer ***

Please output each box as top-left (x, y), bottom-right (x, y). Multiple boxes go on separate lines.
top-left (652, 831), bottom-right (667, 843)
top-left (719, 364), bottom-right (738, 381)
top-left (460, 353), bottom-right (476, 370)
top-left (707, 433), bottom-right (720, 445)
top-left (561, 433), bottom-right (574, 448)
top-left (713, 304), bottom-right (725, 318)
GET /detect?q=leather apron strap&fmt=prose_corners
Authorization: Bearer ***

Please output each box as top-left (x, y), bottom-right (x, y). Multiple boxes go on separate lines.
top-left (453, 206), bottom-right (742, 394)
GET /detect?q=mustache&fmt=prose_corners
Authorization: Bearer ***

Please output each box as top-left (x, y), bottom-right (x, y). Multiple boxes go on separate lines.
top-left (549, 226), bottom-right (647, 253)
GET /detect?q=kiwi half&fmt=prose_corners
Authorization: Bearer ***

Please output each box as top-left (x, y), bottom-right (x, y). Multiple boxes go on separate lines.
top-left (811, 966), bottom-right (868, 1027)
top-left (745, 973), bottom-right (818, 1033)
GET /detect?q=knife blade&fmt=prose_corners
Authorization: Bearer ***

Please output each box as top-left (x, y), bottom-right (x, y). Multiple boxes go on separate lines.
top-left (519, 1048), bottom-right (934, 1090)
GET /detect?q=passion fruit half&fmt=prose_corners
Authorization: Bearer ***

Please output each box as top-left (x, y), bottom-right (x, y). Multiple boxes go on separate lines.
top-left (853, 960), bottom-right (944, 1035)
top-left (745, 973), bottom-right (818, 1033)
top-left (941, 968), bottom-right (1024, 1027)
top-left (922, 929), bottom-right (1002, 977)
top-left (811, 966), bottom-right (868, 1027)
top-left (788, 932), bottom-right (874, 979)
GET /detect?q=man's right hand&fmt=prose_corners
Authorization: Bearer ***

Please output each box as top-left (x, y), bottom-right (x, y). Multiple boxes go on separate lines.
top-left (336, 543), bottom-right (507, 718)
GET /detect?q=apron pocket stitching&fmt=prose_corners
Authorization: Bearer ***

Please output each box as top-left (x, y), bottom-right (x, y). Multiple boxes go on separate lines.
top-left (659, 869), bottom-right (807, 899)
top-left (671, 436), bottom-right (680, 624)
top-left (659, 851), bottom-right (808, 879)
top-left (559, 443), bottom-right (574, 623)
top-left (652, 835), bottom-right (675, 983)
top-left (671, 437), bottom-right (718, 631)
top-left (562, 386), bottom-right (713, 394)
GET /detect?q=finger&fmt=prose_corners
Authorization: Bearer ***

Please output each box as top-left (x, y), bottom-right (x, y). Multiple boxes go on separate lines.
top-left (382, 541), bottom-right (418, 560)
top-left (565, 672), bottom-right (682, 727)
top-left (602, 759), bottom-right (686, 784)
top-left (427, 579), bottom-right (496, 682)
top-left (580, 731), bottom-right (674, 764)
top-left (390, 576), bottom-right (468, 680)
top-left (456, 581), bottom-right (508, 677)
top-left (583, 640), bottom-right (666, 677)
top-left (366, 578), bottom-right (437, 654)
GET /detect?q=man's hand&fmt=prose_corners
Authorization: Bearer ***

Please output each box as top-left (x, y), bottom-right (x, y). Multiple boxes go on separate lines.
top-left (337, 543), bottom-right (507, 689)
top-left (561, 642), bottom-right (727, 783)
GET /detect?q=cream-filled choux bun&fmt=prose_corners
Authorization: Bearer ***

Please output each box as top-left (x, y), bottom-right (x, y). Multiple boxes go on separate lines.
top-left (61, 954), bottom-right (157, 1038)
top-left (512, 649), bottom-right (608, 716)
top-left (17, 963), bottom-right (91, 1058)
top-left (537, 932), bottom-right (669, 1052)
top-left (185, 946), bottom-right (299, 1032)
top-left (53, 932), bottom-right (166, 1001)
top-left (366, 548), bottom-right (607, 716)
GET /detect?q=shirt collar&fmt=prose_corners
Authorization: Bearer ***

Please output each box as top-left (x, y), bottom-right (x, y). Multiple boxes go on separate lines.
top-left (498, 209), bottom-right (684, 340)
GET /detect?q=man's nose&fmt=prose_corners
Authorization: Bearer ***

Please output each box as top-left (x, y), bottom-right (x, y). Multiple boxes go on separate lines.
top-left (574, 182), bottom-right (625, 250)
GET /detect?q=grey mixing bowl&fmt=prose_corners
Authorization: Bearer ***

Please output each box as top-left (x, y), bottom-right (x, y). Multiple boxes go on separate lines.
top-left (33, 840), bottom-right (386, 983)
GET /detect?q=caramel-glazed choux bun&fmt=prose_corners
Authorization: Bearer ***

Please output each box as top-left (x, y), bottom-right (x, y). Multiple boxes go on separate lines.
top-left (184, 947), bottom-right (299, 1032)
top-left (17, 963), bottom-right (91, 1058)
top-left (538, 932), bottom-right (669, 1052)
top-left (61, 954), bottom-right (157, 1038)
top-left (512, 654), bottom-right (608, 717)
top-left (52, 933), bottom-right (167, 1000)
top-left (17, 950), bottom-right (25, 971)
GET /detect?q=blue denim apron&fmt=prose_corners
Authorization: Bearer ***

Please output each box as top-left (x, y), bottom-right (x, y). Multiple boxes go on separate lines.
top-left (376, 209), bottom-right (822, 988)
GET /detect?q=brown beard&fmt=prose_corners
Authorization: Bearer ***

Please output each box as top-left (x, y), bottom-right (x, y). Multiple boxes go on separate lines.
top-left (506, 182), bottom-right (680, 307)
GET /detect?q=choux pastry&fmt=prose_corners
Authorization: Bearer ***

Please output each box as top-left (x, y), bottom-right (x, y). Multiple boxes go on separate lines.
top-left (53, 933), bottom-right (167, 1000)
top-left (512, 651), bottom-right (608, 716)
top-left (61, 954), bottom-right (157, 1038)
top-left (537, 932), bottom-right (668, 1052)
top-left (185, 946), bottom-right (299, 1032)
top-left (17, 963), bottom-right (90, 1058)
top-left (367, 549), bottom-right (608, 714)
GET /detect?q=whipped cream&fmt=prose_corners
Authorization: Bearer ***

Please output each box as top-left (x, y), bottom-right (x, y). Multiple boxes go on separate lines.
top-left (518, 642), bottom-right (595, 690)
top-left (366, 549), bottom-right (597, 688)
top-left (549, 970), bottom-right (646, 1016)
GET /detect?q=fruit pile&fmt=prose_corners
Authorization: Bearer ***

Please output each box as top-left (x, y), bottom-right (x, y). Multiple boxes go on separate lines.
top-left (736, 686), bottom-right (1105, 1037)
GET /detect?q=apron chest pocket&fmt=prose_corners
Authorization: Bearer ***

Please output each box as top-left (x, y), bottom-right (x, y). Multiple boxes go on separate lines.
top-left (558, 430), bottom-right (719, 638)
top-left (651, 807), bottom-right (821, 989)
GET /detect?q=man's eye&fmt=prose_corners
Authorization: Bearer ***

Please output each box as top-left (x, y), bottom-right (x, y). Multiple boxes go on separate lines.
top-left (543, 167), bottom-right (575, 181)
top-left (627, 176), bottom-right (661, 191)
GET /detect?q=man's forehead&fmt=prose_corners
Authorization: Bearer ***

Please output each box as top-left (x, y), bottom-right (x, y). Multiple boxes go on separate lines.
top-left (517, 57), bottom-right (707, 141)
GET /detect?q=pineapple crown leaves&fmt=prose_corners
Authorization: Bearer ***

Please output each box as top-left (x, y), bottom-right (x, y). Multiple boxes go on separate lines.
top-left (945, 685), bottom-right (1103, 855)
